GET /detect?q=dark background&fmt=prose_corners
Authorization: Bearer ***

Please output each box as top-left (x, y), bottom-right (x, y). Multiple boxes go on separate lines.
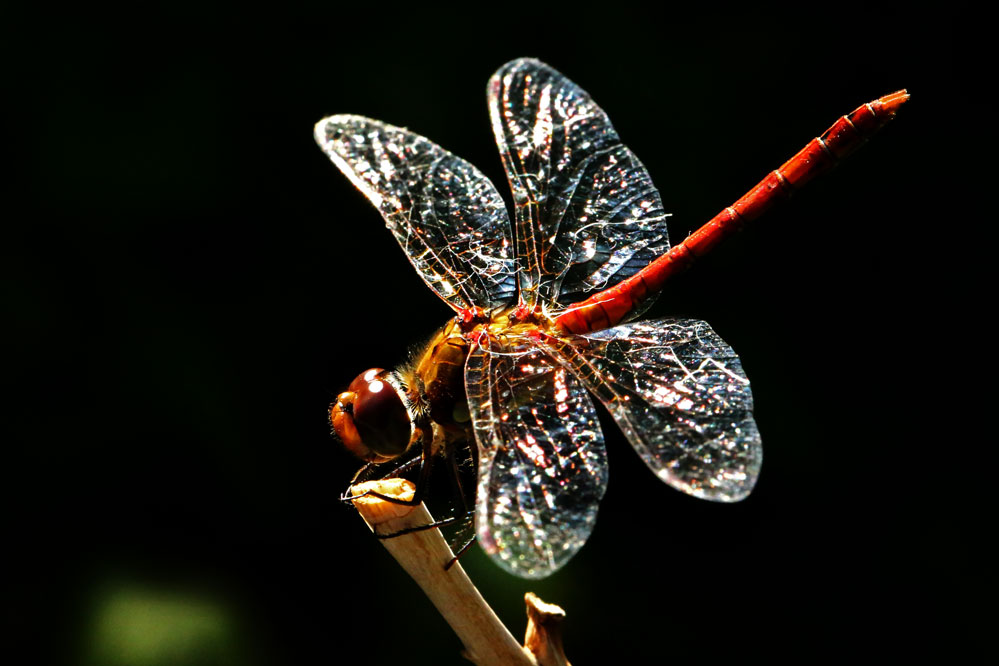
top-left (9, 5), bottom-right (978, 665)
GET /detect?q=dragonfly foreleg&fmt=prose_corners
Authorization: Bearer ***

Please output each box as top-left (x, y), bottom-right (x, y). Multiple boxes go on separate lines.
top-left (341, 414), bottom-right (437, 506)
top-left (373, 511), bottom-right (474, 540)
top-left (445, 532), bottom-right (477, 571)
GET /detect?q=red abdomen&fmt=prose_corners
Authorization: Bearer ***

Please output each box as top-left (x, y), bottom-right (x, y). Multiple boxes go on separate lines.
top-left (555, 90), bottom-right (909, 335)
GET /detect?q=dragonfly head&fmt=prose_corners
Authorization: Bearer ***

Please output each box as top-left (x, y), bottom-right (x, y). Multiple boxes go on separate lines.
top-left (330, 368), bottom-right (411, 463)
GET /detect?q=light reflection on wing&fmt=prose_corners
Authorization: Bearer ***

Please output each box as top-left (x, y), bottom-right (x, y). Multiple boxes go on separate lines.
top-left (315, 115), bottom-right (517, 311)
top-left (542, 319), bottom-right (761, 501)
top-left (465, 334), bottom-right (607, 579)
top-left (488, 58), bottom-right (671, 310)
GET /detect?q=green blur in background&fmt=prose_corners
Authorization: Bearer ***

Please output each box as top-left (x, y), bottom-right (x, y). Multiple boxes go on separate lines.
top-left (86, 584), bottom-right (244, 666)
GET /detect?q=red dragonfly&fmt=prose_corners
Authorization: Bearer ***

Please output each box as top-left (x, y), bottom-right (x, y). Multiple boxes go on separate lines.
top-left (315, 58), bottom-right (906, 579)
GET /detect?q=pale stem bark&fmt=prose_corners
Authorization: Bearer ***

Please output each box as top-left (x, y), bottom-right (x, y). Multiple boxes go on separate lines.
top-left (350, 479), bottom-right (571, 666)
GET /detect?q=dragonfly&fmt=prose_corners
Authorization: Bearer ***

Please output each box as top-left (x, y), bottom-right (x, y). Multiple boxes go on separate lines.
top-left (315, 58), bottom-right (907, 579)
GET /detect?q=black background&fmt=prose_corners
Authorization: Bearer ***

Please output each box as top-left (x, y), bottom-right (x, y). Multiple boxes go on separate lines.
top-left (10, 5), bottom-right (979, 665)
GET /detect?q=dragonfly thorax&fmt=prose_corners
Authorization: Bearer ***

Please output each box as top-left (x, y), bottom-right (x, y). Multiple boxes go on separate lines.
top-left (414, 307), bottom-right (556, 428)
top-left (410, 319), bottom-right (474, 434)
top-left (334, 307), bottom-right (554, 466)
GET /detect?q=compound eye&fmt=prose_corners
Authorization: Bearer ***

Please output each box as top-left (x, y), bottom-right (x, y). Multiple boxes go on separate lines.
top-left (348, 368), bottom-right (384, 393)
top-left (350, 369), bottom-right (411, 459)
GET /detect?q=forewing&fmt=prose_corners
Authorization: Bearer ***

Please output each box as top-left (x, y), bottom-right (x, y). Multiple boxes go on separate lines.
top-left (315, 115), bottom-right (516, 311)
top-left (465, 335), bottom-right (607, 579)
top-left (488, 58), bottom-right (671, 309)
top-left (542, 319), bottom-right (761, 501)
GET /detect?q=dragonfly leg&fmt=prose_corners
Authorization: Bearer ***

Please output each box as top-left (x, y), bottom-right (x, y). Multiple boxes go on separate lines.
top-left (373, 509), bottom-right (477, 573)
top-left (446, 444), bottom-right (473, 513)
top-left (339, 458), bottom-right (431, 505)
top-left (341, 419), bottom-right (436, 506)
top-left (349, 462), bottom-right (372, 485)
top-left (381, 456), bottom-right (421, 479)
top-left (342, 489), bottom-right (422, 506)
top-left (346, 455), bottom-right (421, 490)
top-left (445, 527), bottom-right (477, 571)
top-left (436, 438), bottom-right (478, 570)
top-left (373, 512), bottom-right (464, 539)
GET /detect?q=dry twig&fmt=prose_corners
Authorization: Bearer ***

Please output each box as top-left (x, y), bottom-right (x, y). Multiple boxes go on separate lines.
top-left (351, 479), bottom-right (571, 666)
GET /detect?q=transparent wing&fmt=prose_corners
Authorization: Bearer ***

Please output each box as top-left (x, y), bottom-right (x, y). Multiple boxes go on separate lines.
top-left (465, 334), bottom-right (608, 579)
top-left (488, 58), bottom-right (671, 310)
top-left (315, 115), bottom-right (517, 311)
top-left (542, 319), bottom-right (761, 501)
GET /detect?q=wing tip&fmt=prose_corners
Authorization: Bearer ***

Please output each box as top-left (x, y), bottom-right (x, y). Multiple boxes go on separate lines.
top-left (656, 467), bottom-right (761, 503)
top-left (490, 57), bottom-right (554, 86)
top-left (313, 114), bottom-right (351, 146)
top-left (313, 117), bottom-right (331, 146)
top-left (314, 114), bottom-right (383, 146)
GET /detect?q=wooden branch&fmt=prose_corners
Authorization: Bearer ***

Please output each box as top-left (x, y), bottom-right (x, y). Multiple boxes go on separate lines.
top-left (351, 479), bottom-right (571, 666)
top-left (524, 593), bottom-right (571, 666)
